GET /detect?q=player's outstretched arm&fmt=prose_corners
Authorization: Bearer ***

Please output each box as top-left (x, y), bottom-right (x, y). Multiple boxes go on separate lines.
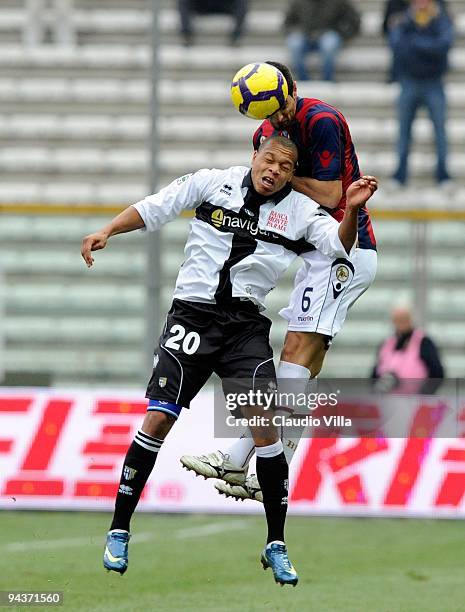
top-left (338, 175), bottom-right (378, 254)
top-left (81, 206), bottom-right (145, 268)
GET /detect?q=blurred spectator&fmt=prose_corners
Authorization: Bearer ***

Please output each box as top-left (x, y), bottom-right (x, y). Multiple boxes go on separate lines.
top-left (382, 0), bottom-right (447, 82)
top-left (24, 0), bottom-right (75, 47)
top-left (178, 0), bottom-right (248, 46)
top-left (388, 0), bottom-right (454, 186)
top-left (284, 0), bottom-right (361, 82)
top-left (371, 305), bottom-right (445, 394)
top-left (383, 0), bottom-right (409, 82)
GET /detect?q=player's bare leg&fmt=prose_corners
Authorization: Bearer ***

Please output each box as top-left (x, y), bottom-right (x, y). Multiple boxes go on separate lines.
top-left (104, 410), bottom-right (176, 574)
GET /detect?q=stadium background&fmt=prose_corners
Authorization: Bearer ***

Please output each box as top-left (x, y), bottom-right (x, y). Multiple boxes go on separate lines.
top-left (1, 1), bottom-right (465, 610)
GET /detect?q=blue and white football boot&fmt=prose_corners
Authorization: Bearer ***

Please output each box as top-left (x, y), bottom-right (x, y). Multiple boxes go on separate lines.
top-left (103, 529), bottom-right (130, 574)
top-left (261, 541), bottom-right (298, 587)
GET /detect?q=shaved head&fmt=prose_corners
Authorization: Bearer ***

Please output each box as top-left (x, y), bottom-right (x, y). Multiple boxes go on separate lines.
top-left (258, 135), bottom-right (298, 165)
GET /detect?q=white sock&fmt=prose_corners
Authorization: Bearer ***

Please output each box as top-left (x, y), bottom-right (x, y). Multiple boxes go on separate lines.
top-left (267, 540), bottom-right (285, 548)
top-left (276, 361), bottom-right (312, 465)
top-left (255, 439), bottom-right (284, 458)
top-left (224, 434), bottom-right (255, 469)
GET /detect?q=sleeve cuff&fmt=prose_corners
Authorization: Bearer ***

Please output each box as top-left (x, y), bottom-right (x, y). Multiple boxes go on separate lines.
top-left (334, 231), bottom-right (356, 259)
top-left (131, 201), bottom-right (149, 232)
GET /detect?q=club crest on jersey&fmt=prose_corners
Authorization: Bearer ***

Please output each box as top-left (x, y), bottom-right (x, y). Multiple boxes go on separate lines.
top-left (123, 466), bottom-right (137, 480)
top-left (317, 150), bottom-right (336, 169)
top-left (211, 209), bottom-right (224, 228)
top-left (332, 261), bottom-right (354, 299)
top-left (336, 265), bottom-right (350, 283)
top-left (159, 377), bottom-right (168, 388)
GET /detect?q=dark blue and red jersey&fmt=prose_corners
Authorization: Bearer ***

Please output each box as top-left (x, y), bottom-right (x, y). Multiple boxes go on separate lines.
top-left (253, 97), bottom-right (376, 250)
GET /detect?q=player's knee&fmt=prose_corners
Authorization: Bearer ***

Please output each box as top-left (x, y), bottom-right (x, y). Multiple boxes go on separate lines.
top-left (281, 331), bottom-right (326, 368)
top-left (141, 410), bottom-right (176, 439)
top-left (280, 331), bottom-right (305, 362)
top-left (253, 434), bottom-right (280, 447)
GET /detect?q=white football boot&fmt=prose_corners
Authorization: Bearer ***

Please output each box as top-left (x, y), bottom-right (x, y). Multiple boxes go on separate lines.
top-left (180, 450), bottom-right (247, 485)
top-left (215, 474), bottom-right (263, 503)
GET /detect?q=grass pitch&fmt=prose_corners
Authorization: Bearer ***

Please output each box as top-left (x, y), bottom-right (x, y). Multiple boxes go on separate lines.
top-left (1, 511), bottom-right (464, 612)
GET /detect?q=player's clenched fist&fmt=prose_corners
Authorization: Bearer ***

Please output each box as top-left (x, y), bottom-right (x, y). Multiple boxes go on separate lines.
top-left (81, 231), bottom-right (109, 268)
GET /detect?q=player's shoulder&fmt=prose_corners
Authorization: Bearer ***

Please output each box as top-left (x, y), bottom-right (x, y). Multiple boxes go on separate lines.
top-left (297, 96), bottom-right (345, 123)
top-left (287, 188), bottom-right (322, 216)
top-left (191, 166), bottom-right (247, 184)
top-left (216, 165), bottom-right (249, 183)
top-left (193, 166), bottom-right (249, 190)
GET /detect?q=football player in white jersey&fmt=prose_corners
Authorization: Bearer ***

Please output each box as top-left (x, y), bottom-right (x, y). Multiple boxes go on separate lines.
top-left (81, 136), bottom-right (377, 586)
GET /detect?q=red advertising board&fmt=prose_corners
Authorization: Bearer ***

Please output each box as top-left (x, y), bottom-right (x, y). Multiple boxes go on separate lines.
top-left (1, 388), bottom-right (465, 516)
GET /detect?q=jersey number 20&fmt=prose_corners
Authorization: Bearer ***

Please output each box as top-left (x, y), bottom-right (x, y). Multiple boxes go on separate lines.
top-left (165, 324), bottom-right (201, 355)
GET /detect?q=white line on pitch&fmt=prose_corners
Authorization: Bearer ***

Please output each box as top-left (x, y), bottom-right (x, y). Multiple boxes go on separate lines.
top-left (2, 519), bottom-right (250, 552)
top-left (3, 531), bottom-right (154, 553)
top-left (175, 519), bottom-right (249, 539)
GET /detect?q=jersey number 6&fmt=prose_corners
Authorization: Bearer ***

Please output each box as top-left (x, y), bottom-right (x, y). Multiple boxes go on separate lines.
top-left (301, 287), bottom-right (313, 313)
top-left (164, 324), bottom-right (201, 355)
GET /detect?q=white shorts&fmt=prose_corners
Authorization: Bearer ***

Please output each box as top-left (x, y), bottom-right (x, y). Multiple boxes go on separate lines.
top-left (279, 248), bottom-right (377, 337)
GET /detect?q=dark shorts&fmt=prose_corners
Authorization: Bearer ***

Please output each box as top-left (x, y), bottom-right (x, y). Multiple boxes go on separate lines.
top-left (146, 299), bottom-right (276, 412)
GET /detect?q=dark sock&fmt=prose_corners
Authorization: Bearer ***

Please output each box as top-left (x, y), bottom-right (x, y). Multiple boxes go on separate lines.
top-left (256, 451), bottom-right (289, 544)
top-left (110, 430), bottom-right (163, 532)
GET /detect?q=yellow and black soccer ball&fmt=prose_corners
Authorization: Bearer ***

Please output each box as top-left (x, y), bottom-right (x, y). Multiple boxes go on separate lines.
top-left (230, 62), bottom-right (288, 120)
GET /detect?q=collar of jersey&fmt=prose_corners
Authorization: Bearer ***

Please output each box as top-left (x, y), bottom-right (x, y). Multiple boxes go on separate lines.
top-left (241, 170), bottom-right (292, 205)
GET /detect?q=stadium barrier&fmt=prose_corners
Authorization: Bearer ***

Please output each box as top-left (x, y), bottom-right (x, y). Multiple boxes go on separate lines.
top-left (1, 387), bottom-right (465, 517)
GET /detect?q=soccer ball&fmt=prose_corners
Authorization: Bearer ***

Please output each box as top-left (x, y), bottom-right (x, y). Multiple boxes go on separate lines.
top-left (230, 63), bottom-right (288, 120)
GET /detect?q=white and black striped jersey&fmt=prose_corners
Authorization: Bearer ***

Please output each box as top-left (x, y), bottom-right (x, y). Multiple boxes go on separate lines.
top-left (133, 166), bottom-right (351, 311)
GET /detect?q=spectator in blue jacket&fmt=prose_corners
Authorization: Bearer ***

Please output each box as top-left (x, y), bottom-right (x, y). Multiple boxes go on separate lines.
top-left (382, 0), bottom-right (447, 82)
top-left (389, 0), bottom-right (454, 186)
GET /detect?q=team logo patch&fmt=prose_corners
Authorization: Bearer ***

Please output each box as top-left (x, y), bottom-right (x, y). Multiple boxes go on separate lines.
top-left (332, 261), bottom-right (354, 299)
top-left (176, 173), bottom-right (192, 185)
top-left (336, 265), bottom-right (350, 283)
top-left (211, 209), bottom-right (224, 228)
top-left (317, 150), bottom-right (336, 169)
top-left (123, 466), bottom-right (137, 480)
top-left (220, 184), bottom-right (233, 196)
top-left (158, 376), bottom-right (168, 388)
